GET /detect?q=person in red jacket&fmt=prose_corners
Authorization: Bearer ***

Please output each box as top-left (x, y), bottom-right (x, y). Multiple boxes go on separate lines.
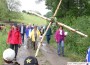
top-left (7, 23), bottom-right (22, 61)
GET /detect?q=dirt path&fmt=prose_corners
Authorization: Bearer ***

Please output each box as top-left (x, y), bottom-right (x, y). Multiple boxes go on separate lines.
top-left (41, 41), bottom-right (70, 65)
top-left (17, 45), bottom-right (52, 65)
top-left (17, 41), bottom-right (70, 65)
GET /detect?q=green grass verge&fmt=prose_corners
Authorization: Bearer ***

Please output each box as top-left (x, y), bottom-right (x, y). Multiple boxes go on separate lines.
top-left (0, 25), bottom-right (9, 64)
top-left (13, 13), bottom-right (47, 25)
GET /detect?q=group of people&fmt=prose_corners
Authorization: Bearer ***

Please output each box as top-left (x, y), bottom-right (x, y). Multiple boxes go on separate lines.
top-left (4, 23), bottom-right (42, 65)
top-left (3, 22), bottom-right (68, 65)
top-left (25, 24), bottom-right (41, 50)
top-left (6, 23), bottom-right (46, 62)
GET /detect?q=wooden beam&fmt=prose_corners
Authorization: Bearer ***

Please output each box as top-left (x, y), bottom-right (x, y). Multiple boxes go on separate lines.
top-left (31, 12), bottom-right (88, 37)
top-left (57, 22), bottom-right (88, 37)
top-left (35, 0), bottom-right (63, 57)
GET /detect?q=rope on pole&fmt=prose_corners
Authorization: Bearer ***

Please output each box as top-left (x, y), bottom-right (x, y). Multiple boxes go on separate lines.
top-left (35, 0), bottom-right (63, 57)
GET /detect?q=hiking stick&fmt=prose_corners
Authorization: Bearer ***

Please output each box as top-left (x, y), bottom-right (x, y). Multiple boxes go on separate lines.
top-left (35, 0), bottom-right (62, 57)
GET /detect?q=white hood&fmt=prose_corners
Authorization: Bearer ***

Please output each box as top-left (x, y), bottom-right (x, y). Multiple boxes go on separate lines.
top-left (3, 48), bottom-right (15, 61)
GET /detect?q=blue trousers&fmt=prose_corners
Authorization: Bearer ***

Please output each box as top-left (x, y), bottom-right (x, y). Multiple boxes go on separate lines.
top-left (57, 40), bottom-right (64, 55)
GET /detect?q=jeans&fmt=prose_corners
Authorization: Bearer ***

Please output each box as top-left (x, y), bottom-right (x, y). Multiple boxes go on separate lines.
top-left (10, 44), bottom-right (18, 58)
top-left (57, 40), bottom-right (64, 55)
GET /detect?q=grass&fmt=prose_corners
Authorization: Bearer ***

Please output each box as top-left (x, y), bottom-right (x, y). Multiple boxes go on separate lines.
top-left (13, 13), bottom-right (47, 25)
top-left (0, 26), bottom-right (9, 64)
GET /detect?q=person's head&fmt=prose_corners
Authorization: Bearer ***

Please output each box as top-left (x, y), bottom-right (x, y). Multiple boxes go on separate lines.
top-left (26, 25), bottom-right (29, 28)
top-left (34, 26), bottom-right (37, 30)
top-left (12, 23), bottom-right (18, 29)
top-left (59, 26), bottom-right (63, 30)
top-left (3, 48), bottom-right (15, 64)
top-left (24, 56), bottom-right (38, 65)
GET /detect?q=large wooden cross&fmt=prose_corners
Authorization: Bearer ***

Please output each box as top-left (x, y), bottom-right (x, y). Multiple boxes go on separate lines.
top-left (30, 0), bottom-right (88, 57)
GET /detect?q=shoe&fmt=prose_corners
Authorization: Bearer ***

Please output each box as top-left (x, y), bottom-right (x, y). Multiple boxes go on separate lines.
top-left (14, 61), bottom-right (20, 65)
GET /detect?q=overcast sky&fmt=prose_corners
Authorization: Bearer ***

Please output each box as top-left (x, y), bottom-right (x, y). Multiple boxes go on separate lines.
top-left (20, 0), bottom-right (50, 15)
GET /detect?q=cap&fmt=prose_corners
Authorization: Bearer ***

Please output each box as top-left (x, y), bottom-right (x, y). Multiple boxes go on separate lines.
top-left (3, 48), bottom-right (15, 62)
top-left (24, 56), bottom-right (38, 65)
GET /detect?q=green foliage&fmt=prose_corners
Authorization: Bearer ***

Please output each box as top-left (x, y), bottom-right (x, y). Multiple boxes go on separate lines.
top-left (44, 11), bottom-right (53, 18)
top-left (45, 0), bottom-right (90, 17)
top-left (0, 0), bottom-right (8, 20)
top-left (50, 15), bottom-right (90, 61)
top-left (59, 16), bottom-right (90, 61)
top-left (0, 0), bottom-right (21, 20)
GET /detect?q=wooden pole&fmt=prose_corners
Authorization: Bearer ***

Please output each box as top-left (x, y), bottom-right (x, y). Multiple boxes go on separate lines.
top-left (32, 12), bottom-right (88, 37)
top-left (35, 22), bottom-right (52, 57)
top-left (53, 0), bottom-right (62, 17)
top-left (57, 22), bottom-right (88, 37)
top-left (35, 0), bottom-right (62, 57)
top-left (30, 12), bottom-right (50, 21)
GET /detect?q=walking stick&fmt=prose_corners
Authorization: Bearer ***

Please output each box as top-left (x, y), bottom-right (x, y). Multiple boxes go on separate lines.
top-left (35, 0), bottom-right (62, 57)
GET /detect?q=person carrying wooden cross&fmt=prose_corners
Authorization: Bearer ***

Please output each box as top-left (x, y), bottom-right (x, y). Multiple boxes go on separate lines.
top-left (54, 25), bottom-right (68, 56)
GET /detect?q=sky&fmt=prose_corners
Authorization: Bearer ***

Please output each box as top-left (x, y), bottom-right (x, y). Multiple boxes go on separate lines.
top-left (20, 0), bottom-right (50, 15)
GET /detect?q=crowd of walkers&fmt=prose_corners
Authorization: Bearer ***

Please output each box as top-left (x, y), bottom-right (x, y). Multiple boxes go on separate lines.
top-left (3, 22), bottom-right (69, 64)
top-left (6, 23), bottom-right (46, 61)
top-left (2, 22), bottom-right (90, 65)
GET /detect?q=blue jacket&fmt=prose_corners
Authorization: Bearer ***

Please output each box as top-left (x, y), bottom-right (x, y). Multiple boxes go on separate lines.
top-left (86, 47), bottom-right (90, 62)
top-left (25, 28), bottom-right (30, 38)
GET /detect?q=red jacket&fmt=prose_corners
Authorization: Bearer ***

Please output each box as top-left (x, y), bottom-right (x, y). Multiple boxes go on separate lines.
top-left (7, 28), bottom-right (22, 44)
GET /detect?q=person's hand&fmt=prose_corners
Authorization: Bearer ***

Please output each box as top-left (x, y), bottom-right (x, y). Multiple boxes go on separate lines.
top-left (56, 40), bottom-right (58, 43)
top-left (18, 44), bottom-right (21, 48)
top-left (64, 32), bottom-right (68, 36)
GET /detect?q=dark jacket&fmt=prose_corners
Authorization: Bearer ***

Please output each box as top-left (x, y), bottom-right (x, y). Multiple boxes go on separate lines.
top-left (20, 25), bottom-right (26, 34)
top-left (46, 27), bottom-right (52, 36)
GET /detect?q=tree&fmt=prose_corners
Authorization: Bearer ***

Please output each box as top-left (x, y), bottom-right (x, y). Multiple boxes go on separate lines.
top-left (6, 0), bottom-right (20, 11)
top-left (0, 0), bottom-right (8, 20)
top-left (44, 11), bottom-right (53, 18)
top-left (0, 0), bottom-right (22, 20)
top-left (45, 0), bottom-right (90, 17)
top-left (6, 0), bottom-right (22, 20)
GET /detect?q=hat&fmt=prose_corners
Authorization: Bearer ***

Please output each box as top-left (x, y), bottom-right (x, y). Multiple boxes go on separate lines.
top-left (3, 48), bottom-right (15, 62)
top-left (24, 56), bottom-right (38, 65)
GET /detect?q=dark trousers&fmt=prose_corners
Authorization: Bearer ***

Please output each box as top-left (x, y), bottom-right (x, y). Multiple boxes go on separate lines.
top-left (32, 41), bottom-right (36, 50)
top-left (21, 34), bottom-right (24, 43)
top-left (46, 35), bottom-right (51, 44)
top-left (10, 44), bottom-right (18, 58)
